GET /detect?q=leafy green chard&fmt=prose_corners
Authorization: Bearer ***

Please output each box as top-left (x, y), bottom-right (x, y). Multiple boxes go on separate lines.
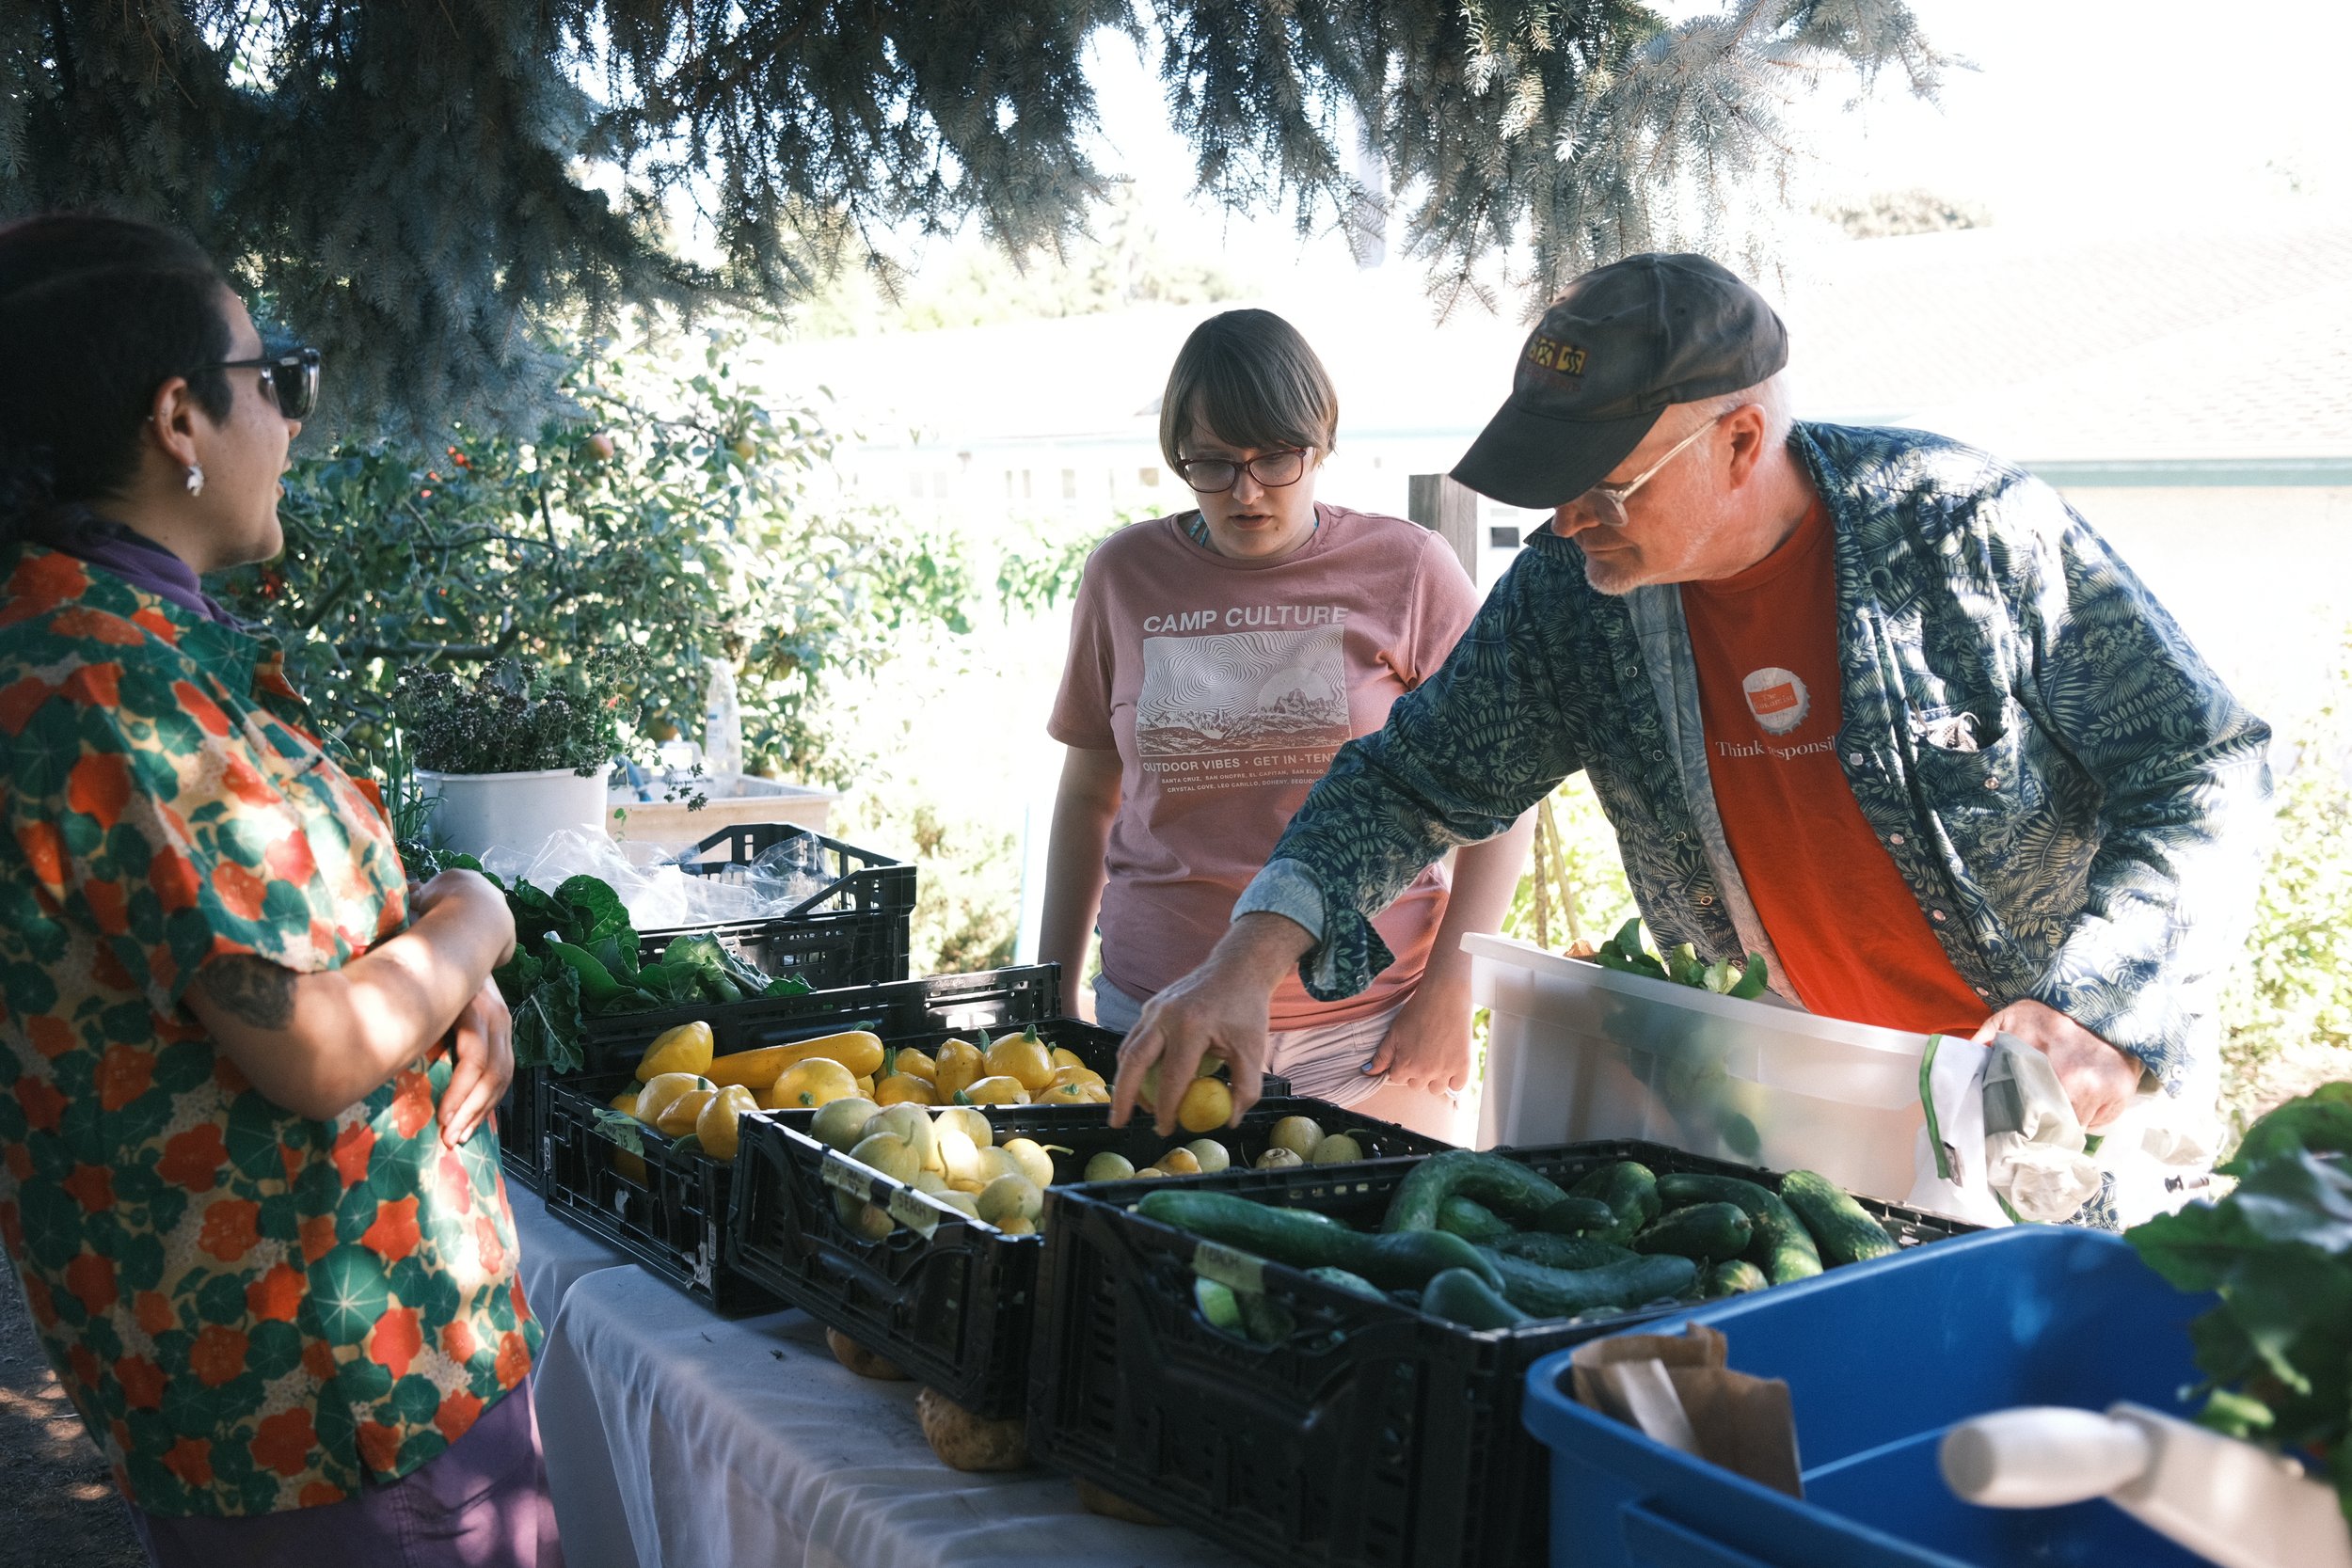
top-left (425, 868), bottom-right (815, 1070)
top-left (1590, 918), bottom-right (1769, 1000)
top-left (2126, 1084), bottom-right (2352, 1516)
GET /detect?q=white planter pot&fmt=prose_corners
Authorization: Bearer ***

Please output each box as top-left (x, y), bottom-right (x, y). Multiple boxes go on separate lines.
top-left (417, 765), bottom-right (614, 860)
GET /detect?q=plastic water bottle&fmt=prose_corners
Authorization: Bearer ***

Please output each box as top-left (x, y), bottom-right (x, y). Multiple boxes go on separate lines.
top-left (702, 661), bottom-right (742, 781)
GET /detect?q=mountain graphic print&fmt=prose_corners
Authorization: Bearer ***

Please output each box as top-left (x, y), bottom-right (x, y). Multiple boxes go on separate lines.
top-left (1136, 627), bottom-right (1350, 789)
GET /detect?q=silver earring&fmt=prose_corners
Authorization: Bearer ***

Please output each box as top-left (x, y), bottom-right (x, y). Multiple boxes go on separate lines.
top-left (184, 464), bottom-right (204, 497)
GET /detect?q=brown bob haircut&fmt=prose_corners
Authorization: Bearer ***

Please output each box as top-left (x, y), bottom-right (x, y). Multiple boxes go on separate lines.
top-left (1157, 309), bottom-right (1340, 471)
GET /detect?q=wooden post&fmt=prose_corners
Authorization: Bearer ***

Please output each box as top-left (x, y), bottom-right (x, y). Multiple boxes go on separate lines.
top-left (1408, 473), bottom-right (1481, 582)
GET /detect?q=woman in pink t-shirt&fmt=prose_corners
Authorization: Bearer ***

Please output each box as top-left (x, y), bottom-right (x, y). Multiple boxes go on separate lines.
top-left (1041, 310), bottom-right (1534, 1136)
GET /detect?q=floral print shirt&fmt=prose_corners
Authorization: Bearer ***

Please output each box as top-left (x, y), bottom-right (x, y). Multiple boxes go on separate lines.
top-left (1241, 424), bottom-right (2274, 1096)
top-left (0, 545), bottom-right (539, 1516)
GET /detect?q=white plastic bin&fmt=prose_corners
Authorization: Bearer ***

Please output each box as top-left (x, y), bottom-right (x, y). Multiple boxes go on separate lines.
top-left (1466, 932), bottom-right (1931, 1203)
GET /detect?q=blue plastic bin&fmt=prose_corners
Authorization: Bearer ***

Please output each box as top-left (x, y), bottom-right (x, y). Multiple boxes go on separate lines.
top-left (1522, 1227), bottom-right (2223, 1568)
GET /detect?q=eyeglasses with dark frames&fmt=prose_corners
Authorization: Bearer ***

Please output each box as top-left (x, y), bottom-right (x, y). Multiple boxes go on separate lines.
top-left (197, 347), bottom-right (321, 421)
top-left (1175, 448), bottom-right (1311, 495)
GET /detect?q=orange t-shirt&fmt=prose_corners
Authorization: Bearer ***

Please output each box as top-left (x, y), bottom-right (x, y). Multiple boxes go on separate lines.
top-left (1680, 501), bottom-right (1988, 1036)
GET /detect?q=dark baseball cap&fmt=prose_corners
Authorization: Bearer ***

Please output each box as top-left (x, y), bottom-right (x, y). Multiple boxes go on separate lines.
top-left (1451, 254), bottom-right (1788, 510)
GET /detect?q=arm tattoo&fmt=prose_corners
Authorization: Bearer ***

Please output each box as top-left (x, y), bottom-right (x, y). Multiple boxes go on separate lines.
top-left (198, 955), bottom-right (299, 1030)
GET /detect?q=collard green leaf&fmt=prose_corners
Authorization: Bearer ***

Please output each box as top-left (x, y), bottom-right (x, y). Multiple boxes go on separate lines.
top-left (2128, 1085), bottom-right (2352, 1513)
top-left (590, 1107), bottom-right (646, 1156)
top-left (553, 875), bottom-right (631, 944)
top-left (2221, 1084), bottom-right (2352, 1178)
top-left (2233, 1149), bottom-right (2352, 1256)
top-left (511, 963), bottom-right (583, 1073)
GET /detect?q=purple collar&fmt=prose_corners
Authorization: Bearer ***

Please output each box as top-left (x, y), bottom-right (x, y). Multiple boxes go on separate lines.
top-left (41, 515), bottom-right (233, 625)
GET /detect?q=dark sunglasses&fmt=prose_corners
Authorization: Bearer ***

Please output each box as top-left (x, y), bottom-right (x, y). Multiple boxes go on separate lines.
top-left (199, 347), bottom-right (321, 421)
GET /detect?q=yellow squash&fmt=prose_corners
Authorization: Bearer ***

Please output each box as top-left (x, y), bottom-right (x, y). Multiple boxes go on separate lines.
top-left (708, 1029), bottom-right (885, 1088)
top-left (957, 1075), bottom-right (1030, 1106)
top-left (634, 1071), bottom-right (715, 1128)
top-left (762, 1057), bottom-right (861, 1110)
top-left (695, 1085), bottom-right (760, 1163)
top-left (985, 1029), bottom-right (1057, 1093)
top-left (890, 1048), bottom-right (938, 1082)
top-left (873, 1073), bottom-right (940, 1107)
top-left (636, 1021), bottom-right (715, 1083)
top-left (1177, 1076), bottom-right (1232, 1134)
top-left (658, 1085), bottom-right (719, 1137)
top-left (932, 1039), bottom-right (986, 1100)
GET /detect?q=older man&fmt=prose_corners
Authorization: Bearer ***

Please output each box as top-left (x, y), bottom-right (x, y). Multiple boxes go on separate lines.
top-left (1111, 253), bottom-right (2270, 1160)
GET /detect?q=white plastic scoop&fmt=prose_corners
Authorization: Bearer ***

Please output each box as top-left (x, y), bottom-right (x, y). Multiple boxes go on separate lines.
top-left (1940, 1402), bottom-right (2351, 1568)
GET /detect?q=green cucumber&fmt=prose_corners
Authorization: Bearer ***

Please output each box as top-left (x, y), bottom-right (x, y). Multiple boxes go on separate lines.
top-left (1533, 1195), bottom-right (1620, 1235)
top-left (1779, 1170), bottom-right (1899, 1265)
top-left (1383, 1150), bottom-right (1576, 1233)
top-left (1435, 1195), bottom-right (1517, 1245)
top-left (1569, 1161), bottom-right (1661, 1244)
top-left (1306, 1266), bottom-right (1385, 1301)
top-left (1194, 1276), bottom-right (1243, 1331)
top-left (1632, 1202), bottom-right (1753, 1262)
top-left (1422, 1267), bottom-right (1528, 1330)
top-left (1137, 1190), bottom-right (1503, 1291)
top-left (1484, 1250), bottom-right (1697, 1319)
top-left (1237, 1290), bottom-right (1296, 1345)
top-left (1657, 1173), bottom-right (1822, 1285)
top-left (1705, 1259), bottom-right (1769, 1298)
top-left (1489, 1233), bottom-right (1639, 1272)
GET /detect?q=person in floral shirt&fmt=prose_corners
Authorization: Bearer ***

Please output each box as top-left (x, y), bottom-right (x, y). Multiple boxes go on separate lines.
top-left (0, 214), bottom-right (556, 1564)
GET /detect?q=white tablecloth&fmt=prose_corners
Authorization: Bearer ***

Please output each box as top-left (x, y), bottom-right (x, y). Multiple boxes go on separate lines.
top-left (508, 1198), bottom-right (1247, 1568)
top-left (513, 1186), bottom-right (635, 1322)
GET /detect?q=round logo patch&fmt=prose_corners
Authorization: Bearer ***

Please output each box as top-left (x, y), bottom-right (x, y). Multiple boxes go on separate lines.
top-left (1741, 667), bottom-right (1810, 736)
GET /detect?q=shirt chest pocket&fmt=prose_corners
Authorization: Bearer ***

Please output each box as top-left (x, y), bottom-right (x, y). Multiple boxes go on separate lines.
top-left (1907, 691), bottom-right (2042, 826)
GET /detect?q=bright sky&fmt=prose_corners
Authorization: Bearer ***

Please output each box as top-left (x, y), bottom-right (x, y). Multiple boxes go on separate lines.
top-left (1063, 0), bottom-right (2352, 289)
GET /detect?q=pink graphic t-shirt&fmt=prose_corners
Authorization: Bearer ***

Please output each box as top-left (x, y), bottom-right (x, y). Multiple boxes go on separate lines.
top-left (1050, 503), bottom-right (1482, 1027)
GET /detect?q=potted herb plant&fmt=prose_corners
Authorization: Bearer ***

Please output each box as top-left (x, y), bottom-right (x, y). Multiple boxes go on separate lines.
top-left (394, 654), bottom-right (638, 859)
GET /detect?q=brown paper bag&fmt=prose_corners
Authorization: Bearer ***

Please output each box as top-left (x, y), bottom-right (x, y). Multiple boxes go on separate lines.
top-left (1568, 1325), bottom-right (1804, 1498)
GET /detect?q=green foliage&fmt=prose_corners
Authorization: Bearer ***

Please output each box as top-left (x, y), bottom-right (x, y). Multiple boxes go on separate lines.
top-left (994, 516), bottom-right (1129, 621)
top-left (214, 333), bottom-right (971, 785)
top-left (467, 866), bottom-right (815, 1069)
top-left (1503, 774), bottom-right (1636, 952)
top-left (393, 654), bottom-right (639, 776)
top-left (2127, 1084), bottom-right (2352, 1514)
top-left (5, 2), bottom-right (1945, 432)
top-left (2220, 650), bottom-right (2352, 1133)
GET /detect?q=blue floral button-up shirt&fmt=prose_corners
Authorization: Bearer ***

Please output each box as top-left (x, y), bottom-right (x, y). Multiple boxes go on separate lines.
top-left (1241, 422), bottom-right (2273, 1094)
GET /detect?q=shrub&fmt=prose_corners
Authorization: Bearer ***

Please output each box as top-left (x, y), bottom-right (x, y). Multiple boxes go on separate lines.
top-left (2219, 651), bottom-right (2352, 1134)
top-left (215, 330), bottom-right (971, 784)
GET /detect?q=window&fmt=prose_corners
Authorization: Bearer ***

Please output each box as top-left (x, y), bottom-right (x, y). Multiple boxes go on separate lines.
top-left (1490, 526), bottom-right (1523, 549)
top-left (1138, 467), bottom-right (1161, 487)
top-left (1061, 468), bottom-right (1078, 500)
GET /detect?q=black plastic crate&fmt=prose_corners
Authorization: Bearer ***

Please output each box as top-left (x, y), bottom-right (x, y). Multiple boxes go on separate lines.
top-left (497, 1067), bottom-right (548, 1193)
top-left (632, 822), bottom-right (915, 991)
top-left (1025, 1139), bottom-right (1978, 1568)
top-left (545, 977), bottom-right (1214, 1312)
top-left (731, 1099), bottom-right (1450, 1417)
top-left (541, 1069), bottom-right (782, 1316)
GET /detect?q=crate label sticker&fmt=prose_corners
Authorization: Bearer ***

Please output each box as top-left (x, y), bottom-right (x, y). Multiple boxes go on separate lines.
top-left (820, 1150), bottom-right (873, 1199)
top-left (885, 1187), bottom-right (942, 1237)
top-left (1191, 1241), bottom-right (1265, 1294)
